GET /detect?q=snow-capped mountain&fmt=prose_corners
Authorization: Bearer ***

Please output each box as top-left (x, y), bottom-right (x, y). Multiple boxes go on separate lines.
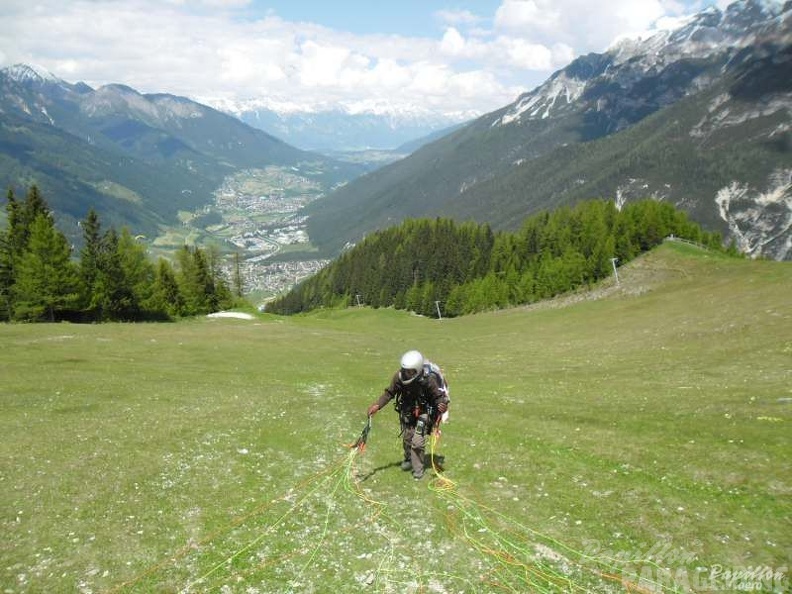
top-left (2, 63), bottom-right (62, 85)
top-left (1, 1), bottom-right (789, 260)
top-left (306, 0), bottom-right (791, 260)
top-left (203, 96), bottom-right (477, 152)
top-left (494, 0), bottom-right (789, 129)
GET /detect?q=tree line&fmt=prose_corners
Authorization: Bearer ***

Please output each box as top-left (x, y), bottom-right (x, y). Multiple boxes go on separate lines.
top-left (268, 199), bottom-right (730, 317)
top-left (0, 186), bottom-right (241, 322)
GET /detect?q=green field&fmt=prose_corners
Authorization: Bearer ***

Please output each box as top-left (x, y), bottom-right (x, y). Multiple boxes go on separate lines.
top-left (1, 242), bottom-right (790, 593)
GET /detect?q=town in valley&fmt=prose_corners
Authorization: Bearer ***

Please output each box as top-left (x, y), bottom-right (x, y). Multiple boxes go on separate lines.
top-left (154, 165), bottom-right (336, 306)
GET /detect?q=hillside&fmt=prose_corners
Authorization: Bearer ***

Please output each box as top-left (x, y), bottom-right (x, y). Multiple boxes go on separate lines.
top-left (305, 0), bottom-right (791, 260)
top-left (0, 65), bottom-right (365, 240)
top-left (1, 242), bottom-right (789, 592)
top-left (269, 200), bottom-right (726, 317)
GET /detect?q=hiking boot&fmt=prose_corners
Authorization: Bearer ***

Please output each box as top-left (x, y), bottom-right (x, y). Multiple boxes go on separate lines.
top-left (412, 468), bottom-right (425, 480)
top-left (400, 460), bottom-right (412, 471)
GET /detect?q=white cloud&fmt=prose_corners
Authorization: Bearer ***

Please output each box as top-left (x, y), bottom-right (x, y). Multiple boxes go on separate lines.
top-left (408, 63), bottom-right (452, 97)
top-left (218, 49), bottom-right (284, 85)
top-left (440, 27), bottom-right (467, 56)
top-left (494, 0), bottom-right (561, 33)
top-left (447, 70), bottom-right (502, 98)
top-left (296, 40), bottom-right (356, 87)
top-left (661, 0), bottom-right (689, 14)
top-left (613, 0), bottom-right (667, 34)
top-left (551, 43), bottom-right (576, 68)
top-left (497, 37), bottom-right (554, 70)
top-left (368, 58), bottom-right (412, 90)
top-left (0, 0), bottom-right (715, 117)
top-left (435, 9), bottom-right (482, 26)
top-left (199, 0), bottom-right (252, 7)
top-left (492, 0), bottom-right (677, 52)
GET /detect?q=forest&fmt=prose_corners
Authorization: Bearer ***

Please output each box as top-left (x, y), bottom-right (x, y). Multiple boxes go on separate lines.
top-left (268, 198), bottom-right (730, 317)
top-left (0, 186), bottom-right (240, 322)
top-left (0, 186), bottom-right (731, 323)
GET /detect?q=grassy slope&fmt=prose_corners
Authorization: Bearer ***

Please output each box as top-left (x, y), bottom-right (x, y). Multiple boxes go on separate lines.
top-left (0, 242), bottom-right (789, 593)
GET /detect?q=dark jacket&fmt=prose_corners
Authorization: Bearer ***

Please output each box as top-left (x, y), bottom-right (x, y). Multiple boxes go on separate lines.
top-left (375, 370), bottom-right (448, 423)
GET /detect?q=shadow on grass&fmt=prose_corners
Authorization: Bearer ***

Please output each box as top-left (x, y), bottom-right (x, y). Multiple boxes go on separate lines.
top-left (357, 454), bottom-right (447, 482)
top-left (426, 453), bottom-right (446, 473)
top-left (357, 460), bottom-right (403, 482)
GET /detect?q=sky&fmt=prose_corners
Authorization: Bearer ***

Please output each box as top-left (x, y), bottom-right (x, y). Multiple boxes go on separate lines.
top-left (0, 0), bottom-right (737, 117)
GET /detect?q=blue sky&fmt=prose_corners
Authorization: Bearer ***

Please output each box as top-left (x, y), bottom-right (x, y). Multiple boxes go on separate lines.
top-left (0, 0), bottom-right (739, 117)
top-left (241, 1), bottom-right (504, 36)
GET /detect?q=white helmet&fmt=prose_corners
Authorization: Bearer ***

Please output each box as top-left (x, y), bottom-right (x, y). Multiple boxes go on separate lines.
top-left (399, 350), bottom-right (424, 385)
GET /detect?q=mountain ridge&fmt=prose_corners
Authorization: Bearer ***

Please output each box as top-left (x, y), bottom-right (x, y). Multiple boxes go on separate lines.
top-left (0, 64), bottom-right (364, 239)
top-left (304, 0), bottom-right (791, 260)
top-left (208, 98), bottom-right (475, 152)
top-left (1, 0), bottom-right (789, 264)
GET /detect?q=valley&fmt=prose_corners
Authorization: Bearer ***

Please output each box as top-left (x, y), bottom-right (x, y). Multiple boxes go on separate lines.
top-left (149, 166), bottom-right (332, 303)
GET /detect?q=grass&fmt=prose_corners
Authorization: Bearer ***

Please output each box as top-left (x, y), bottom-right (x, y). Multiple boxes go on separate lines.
top-left (0, 242), bottom-right (790, 593)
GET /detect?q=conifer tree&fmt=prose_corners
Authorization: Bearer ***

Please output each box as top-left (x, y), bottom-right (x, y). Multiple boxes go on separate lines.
top-left (91, 228), bottom-right (137, 321)
top-left (0, 189), bottom-right (16, 321)
top-left (176, 244), bottom-right (233, 315)
top-left (12, 213), bottom-right (81, 321)
top-left (15, 186), bottom-right (49, 247)
top-left (267, 199), bottom-right (728, 317)
top-left (2, 186), bottom-right (52, 300)
top-left (148, 258), bottom-right (184, 317)
top-left (0, 226), bottom-right (10, 320)
top-left (79, 208), bottom-right (103, 318)
top-left (117, 228), bottom-right (154, 318)
top-left (176, 245), bottom-right (203, 315)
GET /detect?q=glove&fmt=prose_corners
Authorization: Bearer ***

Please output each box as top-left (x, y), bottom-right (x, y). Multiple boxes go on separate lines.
top-left (367, 404), bottom-right (379, 417)
top-left (437, 401), bottom-right (448, 414)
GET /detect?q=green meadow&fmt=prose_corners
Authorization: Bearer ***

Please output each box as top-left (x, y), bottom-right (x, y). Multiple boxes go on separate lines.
top-left (1, 242), bottom-right (790, 593)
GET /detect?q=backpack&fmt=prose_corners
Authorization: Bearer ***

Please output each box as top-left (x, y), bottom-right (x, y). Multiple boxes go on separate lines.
top-left (423, 360), bottom-right (449, 398)
top-left (424, 360), bottom-right (450, 424)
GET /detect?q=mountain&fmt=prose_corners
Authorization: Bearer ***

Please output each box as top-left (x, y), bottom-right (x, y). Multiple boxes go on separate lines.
top-left (304, 0), bottom-right (791, 260)
top-left (316, 122), bottom-right (471, 172)
top-left (391, 122), bottom-right (469, 154)
top-left (206, 96), bottom-right (475, 152)
top-left (0, 65), bottom-right (364, 238)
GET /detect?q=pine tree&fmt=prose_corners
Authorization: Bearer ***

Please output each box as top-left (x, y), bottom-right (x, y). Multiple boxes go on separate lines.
top-left (12, 213), bottom-right (81, 321)
top-left (0, 189), bottom-right (17, 321)
top-left (12, 185), bottom-right (51, 258)
top-left (92, 228), bottom-right (138, 321)
top-left (117, 228), bottom-right (154, 318)
top-left (79, 208), bottom-right (103, 318)
top-left (2, 186), bottom-right (53, 315)
top-left (176, 245), bottom-right (231, 315)
top-left (0, 226), bottom-right (10, 321)
top-left (148, 258), bottom-right (184, 317)
top-left (268, 199), bottom-right (727, 317)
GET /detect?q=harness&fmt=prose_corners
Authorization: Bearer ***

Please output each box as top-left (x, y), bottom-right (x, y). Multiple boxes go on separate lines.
top-left (394, 362), bottom-right (448, 434)
top-left (394, 383), bottom-right (430, 420)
